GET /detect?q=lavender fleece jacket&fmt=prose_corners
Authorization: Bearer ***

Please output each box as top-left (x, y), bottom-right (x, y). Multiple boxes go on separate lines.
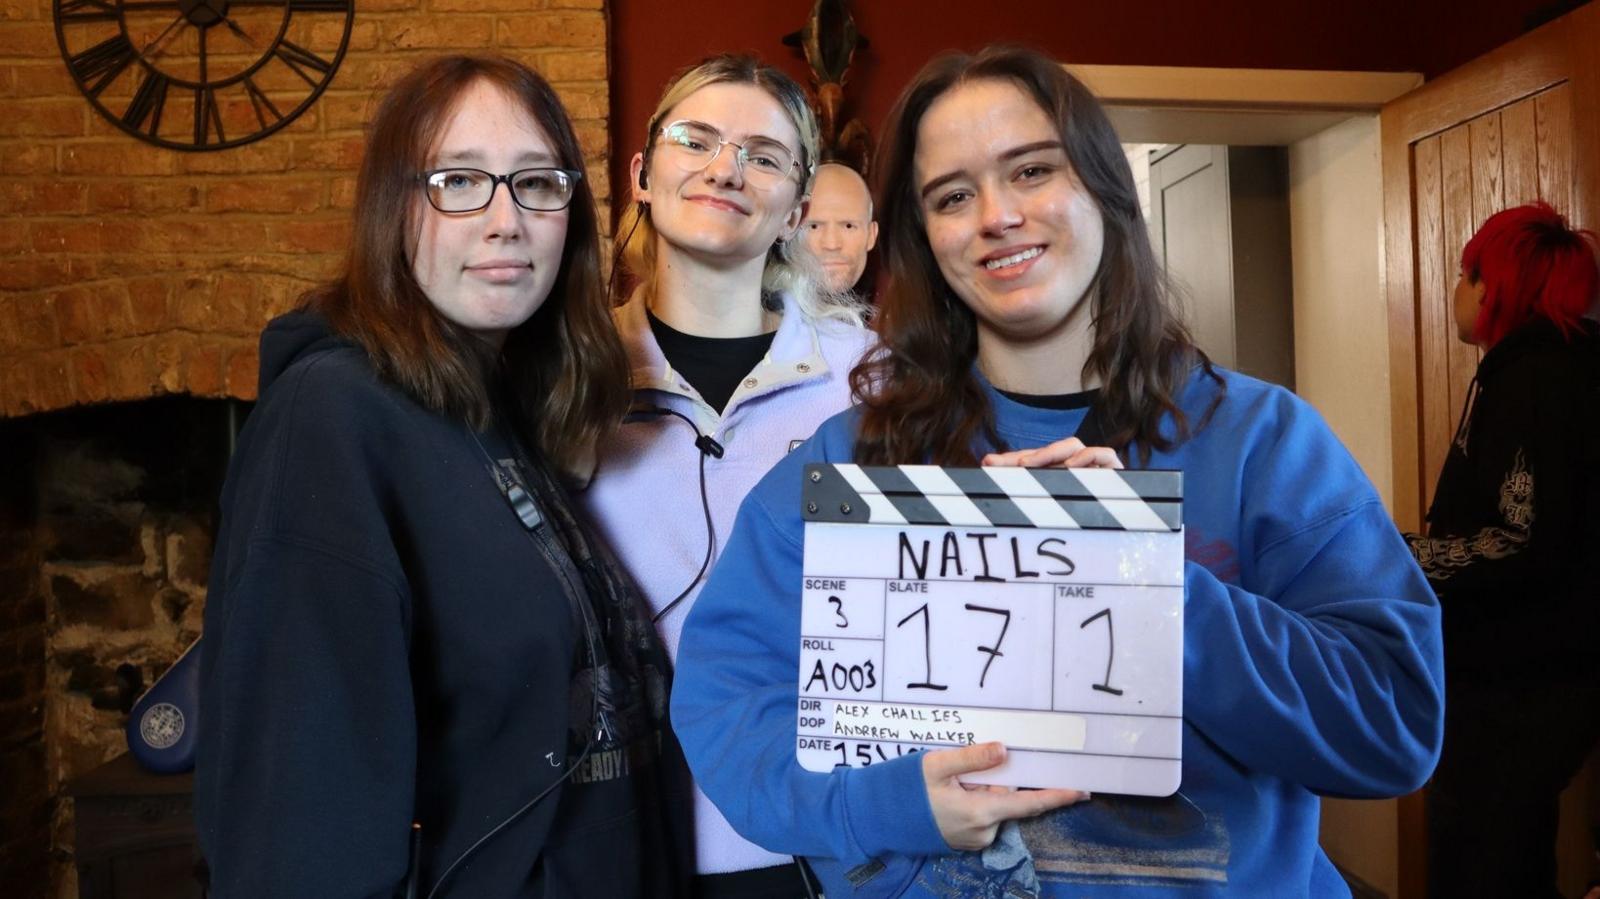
top-left (581, 291), bottom-right (874, 875)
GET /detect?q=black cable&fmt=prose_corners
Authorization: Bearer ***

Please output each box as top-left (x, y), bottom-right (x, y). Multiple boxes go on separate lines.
top-left (605, 198), bottom-right (646, 303)
top-left (424, 739), bottom-right (596, 899)
top-left (423, 432), bottom-right (606, 899)
top-left (623, 404), bottom-right (720, 625)
top-left (653, 432), bottom-right (716, 624)
top-left (796, 857), bottom-right (819, 899)
top-left (428, 410), bottom-right (715, 893)
top-left (626, 406), bottom-right (818, 898)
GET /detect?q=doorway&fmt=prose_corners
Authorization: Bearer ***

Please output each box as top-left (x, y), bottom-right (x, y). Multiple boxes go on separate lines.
top-left (1077, 40), bottom-right (1599, 896)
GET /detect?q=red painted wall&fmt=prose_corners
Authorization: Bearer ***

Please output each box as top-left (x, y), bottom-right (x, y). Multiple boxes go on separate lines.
top-left (608, 0), bottom-right (1581, 221)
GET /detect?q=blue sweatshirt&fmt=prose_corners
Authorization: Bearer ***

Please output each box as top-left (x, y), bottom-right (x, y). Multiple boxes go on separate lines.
top-left (671, 367), bottom-right (1444, 897)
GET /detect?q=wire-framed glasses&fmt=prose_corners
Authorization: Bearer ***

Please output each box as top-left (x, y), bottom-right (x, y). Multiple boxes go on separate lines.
top-left (656, 120), bottom-right (802, 188)
top-left (420, 167), bottom-right (583, 213)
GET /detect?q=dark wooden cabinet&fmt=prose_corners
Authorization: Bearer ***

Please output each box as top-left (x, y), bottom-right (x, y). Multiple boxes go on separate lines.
top-left (66, 754), bottom-right (204, 899)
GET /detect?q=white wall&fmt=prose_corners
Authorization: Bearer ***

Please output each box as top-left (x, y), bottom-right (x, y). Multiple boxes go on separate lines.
top-left (1288, 113), bottom-right (1400, 896)
top-left (1122, 143), bottom-right (1157, 222)
top-left (1288, 114), bottom-right (1393, 507)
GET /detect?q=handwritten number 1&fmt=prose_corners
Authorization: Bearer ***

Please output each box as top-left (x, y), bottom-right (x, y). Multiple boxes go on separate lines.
top-left (1079, 608), bottom-right (1124, 696)
top-left (895, 603), bottom-right (948, 691)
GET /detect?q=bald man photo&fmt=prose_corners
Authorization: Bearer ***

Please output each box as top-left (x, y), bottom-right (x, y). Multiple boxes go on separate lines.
top-left (803, 163), bottom-right (879, 294)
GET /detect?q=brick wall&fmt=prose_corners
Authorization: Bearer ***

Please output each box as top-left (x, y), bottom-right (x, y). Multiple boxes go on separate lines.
top-left (0, 0), bottom-right (611, 418)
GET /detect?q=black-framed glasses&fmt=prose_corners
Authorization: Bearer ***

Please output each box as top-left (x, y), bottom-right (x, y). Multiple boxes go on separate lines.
top-left (655, 120), bottom-right (802, 188)
top-left (420, 167), bottom-right (583, 213)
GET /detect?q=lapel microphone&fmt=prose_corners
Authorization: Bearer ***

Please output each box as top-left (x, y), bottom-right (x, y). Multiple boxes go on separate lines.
top-left (627, 405), bottom-right (723, 457)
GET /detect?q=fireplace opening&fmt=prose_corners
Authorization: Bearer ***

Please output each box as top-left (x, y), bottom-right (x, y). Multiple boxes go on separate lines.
top-left (1, 396), bottom-right (241, 898)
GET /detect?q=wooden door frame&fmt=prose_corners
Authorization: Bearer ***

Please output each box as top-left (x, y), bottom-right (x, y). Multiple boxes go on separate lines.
top-left (1071, 64), bottom-right (1420, 110)
top-left (1071, 65), bottom-right (1419, 146)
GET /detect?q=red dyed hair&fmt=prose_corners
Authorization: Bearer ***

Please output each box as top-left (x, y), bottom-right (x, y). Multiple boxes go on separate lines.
top-left (1462, 202), bottom-right (1599, 347)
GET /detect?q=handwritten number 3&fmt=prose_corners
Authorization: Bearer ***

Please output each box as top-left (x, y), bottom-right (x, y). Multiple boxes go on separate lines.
top-left (828, 595), bottom-right (848, 628)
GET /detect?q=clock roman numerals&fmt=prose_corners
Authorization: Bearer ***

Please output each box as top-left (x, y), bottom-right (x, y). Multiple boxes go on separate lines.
top-left (274, 40), bottom-right (334, 88)
top-left (68, 34), bottom-right (136, 97)
top-left (242, 77), bottom-right (284, 130)
top-left (55, 0), bottom-right (351, 150)
top-left (194, 85), bottom-right (226, 147)
top-left (57, 0), bottom-right (119, 23)
top-left (122, 70), bottom-right (169, 136)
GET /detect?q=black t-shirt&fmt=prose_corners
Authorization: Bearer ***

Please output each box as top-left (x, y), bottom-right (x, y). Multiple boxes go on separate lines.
top-left (648, 310), bottom-right (777, 414)
top-left (996, 387), bottom-right (1105, 446)
top-left (996, 387), bottom-right (1099, 411)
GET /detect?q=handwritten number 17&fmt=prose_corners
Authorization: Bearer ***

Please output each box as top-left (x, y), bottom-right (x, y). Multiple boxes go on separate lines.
top-left (896, 603), bottom-right (1014, 690)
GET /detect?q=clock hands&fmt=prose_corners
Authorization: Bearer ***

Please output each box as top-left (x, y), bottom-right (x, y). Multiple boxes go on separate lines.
top-left (57, 0), bottom-right (350, 150)
top-left (136, 13), bottom-right (187, 61)
top-left (193, 0), bottom-right (263, 49)
top-left (130, 1), bottom-right (258, 76)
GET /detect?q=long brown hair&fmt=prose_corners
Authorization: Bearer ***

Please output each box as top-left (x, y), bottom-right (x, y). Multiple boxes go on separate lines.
top-left (307, 55), bottom-right (628, 471)
top-left (852, 46), bottom-right (1219, 466)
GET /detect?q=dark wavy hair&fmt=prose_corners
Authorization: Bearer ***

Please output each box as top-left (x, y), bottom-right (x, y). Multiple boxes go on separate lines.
top-left (1462, 201), bottom-right (1599, 347)
top-left (851, 46), bottom-right (1220, 466)
top-left (305, 55), bottom-right (629, 471)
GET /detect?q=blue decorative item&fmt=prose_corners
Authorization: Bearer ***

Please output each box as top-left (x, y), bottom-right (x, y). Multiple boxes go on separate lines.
top-left (126, 638), bottom-right (200, 774)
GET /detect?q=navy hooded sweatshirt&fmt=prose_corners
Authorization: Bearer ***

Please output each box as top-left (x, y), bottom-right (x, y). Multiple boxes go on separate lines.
top-left (196, 312), bottom-right (691, 898)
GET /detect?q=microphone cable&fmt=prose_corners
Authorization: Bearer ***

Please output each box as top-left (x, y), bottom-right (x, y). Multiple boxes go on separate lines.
top-left (623, 404), bottom-right (721, 625)
top-left (626, 405), bottom-right (821, 899)
top-left (423, 430), bottom-right (607, 899)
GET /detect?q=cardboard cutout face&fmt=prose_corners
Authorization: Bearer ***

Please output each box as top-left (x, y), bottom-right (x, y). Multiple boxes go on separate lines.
top-left (804, 163), bottom-right (878, 292)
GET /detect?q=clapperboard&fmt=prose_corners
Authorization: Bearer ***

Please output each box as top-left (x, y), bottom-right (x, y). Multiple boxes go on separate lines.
top-left (796, 463), bottom-right (1184, 796)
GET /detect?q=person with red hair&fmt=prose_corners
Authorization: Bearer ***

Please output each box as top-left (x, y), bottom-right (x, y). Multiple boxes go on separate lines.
top-left (1409, 201), bottom-right (1600, 898)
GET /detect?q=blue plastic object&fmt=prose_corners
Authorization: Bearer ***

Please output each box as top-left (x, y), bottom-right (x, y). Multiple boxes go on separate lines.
top-left (126, 638), bottom-right (200, 774)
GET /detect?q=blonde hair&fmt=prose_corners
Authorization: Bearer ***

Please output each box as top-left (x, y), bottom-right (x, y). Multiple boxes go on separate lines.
top-left (615, 54), bottom-right (864, 325)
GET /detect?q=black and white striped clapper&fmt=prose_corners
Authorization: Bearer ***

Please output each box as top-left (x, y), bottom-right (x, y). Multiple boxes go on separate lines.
top-left (801, 463), bottom-right (1182, 531)
top-left (797, 462), bottom-right (1187, 795)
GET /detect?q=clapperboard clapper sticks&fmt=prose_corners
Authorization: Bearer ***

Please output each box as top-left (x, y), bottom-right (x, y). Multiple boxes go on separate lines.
top-left (796, 463), bottom-right (1185, 796)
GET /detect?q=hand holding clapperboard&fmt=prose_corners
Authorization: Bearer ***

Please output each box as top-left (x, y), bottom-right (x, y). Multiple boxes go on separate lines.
top-left (796, 462), bottom-right (1184, 796)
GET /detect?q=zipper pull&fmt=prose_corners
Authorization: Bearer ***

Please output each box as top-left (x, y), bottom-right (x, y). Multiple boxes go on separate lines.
top-left (504, 483), bottom-right (543, 531)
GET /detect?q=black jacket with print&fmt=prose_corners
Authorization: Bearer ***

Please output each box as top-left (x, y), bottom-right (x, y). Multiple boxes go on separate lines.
top-left (1407, 317), bottom-right (1600, 684)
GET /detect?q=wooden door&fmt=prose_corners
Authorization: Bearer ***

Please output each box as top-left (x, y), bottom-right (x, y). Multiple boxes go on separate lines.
top-left (1381, 5), bottom-right (1600, 896)
top-left (1384, 2), bottom-right (1599, 534)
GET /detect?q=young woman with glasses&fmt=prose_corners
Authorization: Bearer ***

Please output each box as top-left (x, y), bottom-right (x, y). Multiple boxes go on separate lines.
top-left (195, 56), bottom-right (690, 898)
top-left (670, 46), bottom-right (1445, 897)
top-left (578, 54), bottom-right (872, 899)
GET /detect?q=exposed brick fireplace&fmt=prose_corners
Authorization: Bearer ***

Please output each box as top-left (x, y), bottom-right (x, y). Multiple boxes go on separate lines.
top-left (0, 1), bottom-right (611, 893)
top-left (1, 400), bottom-right (230, 897)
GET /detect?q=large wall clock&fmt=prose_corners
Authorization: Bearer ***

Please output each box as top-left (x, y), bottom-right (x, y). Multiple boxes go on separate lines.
top-left (53, 0), bottom-right (354, 151)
